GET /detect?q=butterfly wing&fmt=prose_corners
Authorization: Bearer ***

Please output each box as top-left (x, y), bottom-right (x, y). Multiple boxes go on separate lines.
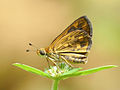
top-left (45, 16), bottom-right (92, 64)
top-left (46, 16), bottom-right (92, 52)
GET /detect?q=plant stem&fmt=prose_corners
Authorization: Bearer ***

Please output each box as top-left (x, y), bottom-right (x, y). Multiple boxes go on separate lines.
top-left (52, 79), bottom-right (59, 90)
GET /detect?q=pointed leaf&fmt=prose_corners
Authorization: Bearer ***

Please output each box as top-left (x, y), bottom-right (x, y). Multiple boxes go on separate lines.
top-left (13, 63), bottom-right (52, 79)
top-left (61, 65), bottom-right (118, 79)
top-left (74, 65), bottom-right (118, 76)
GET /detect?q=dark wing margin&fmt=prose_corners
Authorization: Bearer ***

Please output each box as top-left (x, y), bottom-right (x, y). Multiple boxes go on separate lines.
top-left (65, 16), bottom-right (93, 37)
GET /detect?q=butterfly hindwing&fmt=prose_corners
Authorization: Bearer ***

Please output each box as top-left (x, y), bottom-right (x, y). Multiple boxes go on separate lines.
top-left (60, 52), bottom-right (88, 64)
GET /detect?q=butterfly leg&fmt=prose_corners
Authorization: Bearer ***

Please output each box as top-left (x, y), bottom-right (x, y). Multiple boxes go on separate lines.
top-left (46, 58), bottom-right (50, 68)
top-left (60, 56), bottom-right (74, 68)
top-left (47, 57), bottom-right (61, 71)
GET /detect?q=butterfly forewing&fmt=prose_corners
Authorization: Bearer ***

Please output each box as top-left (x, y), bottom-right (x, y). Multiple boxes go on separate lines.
top-left (54, 30), bottom-right (92, 53)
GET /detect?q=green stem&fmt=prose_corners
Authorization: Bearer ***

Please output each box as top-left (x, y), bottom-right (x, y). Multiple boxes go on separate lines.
top-left (52, 79), bottom-right (60, 90)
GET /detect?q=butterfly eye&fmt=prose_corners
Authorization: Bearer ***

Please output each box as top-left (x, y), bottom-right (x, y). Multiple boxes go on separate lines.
top-left (40, 50), bottom-right (46, 56)
top-left (36, 48), bottom-right (46, 57)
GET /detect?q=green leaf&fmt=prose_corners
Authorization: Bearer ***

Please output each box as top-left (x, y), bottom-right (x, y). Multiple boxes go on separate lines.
top-left (61, 65), bottom-right (118, 79)
top-left (13, 63), bottom-right (52, 79)
top-left (74, 65), bottom-right (118, 76)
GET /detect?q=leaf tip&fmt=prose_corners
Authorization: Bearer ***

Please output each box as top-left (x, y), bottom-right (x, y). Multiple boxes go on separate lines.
top-left (107, 65), bottom-right (118, 68)
top-left (12, 63), bottom-right (22, 66)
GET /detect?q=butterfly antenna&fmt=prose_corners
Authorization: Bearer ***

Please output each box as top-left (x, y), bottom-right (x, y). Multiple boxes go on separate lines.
top-left (26, 42), bottom-right (39, 53)
top-left (26, 49), bottom-right (36, 52)
top-left (28, 42), bottom-right (39, 50)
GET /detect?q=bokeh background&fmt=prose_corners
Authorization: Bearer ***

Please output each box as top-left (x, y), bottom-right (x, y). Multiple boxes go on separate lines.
top-left (0, 0), bottom-right (120, 90)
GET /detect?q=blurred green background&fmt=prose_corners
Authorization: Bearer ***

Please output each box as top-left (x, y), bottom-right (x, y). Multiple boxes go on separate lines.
top-left (0, 0), bottom-right (120, 90)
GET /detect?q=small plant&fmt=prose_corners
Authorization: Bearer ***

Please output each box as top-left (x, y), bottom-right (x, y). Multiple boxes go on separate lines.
top-left (13, 62), bottom-right (117, 90)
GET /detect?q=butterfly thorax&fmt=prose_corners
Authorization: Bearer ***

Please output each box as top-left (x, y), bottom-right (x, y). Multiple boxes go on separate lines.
top-left (44, 47), bottom-right (62, 62)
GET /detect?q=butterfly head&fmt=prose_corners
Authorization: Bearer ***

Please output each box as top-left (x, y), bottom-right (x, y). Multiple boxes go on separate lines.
top-left (36, 48), bottom-right (46, 57)
top-left (27, 43), bottom-right (46, 57)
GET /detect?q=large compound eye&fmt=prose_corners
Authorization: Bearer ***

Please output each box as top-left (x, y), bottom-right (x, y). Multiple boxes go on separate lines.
top-left (40, 50), bottom-right (46, 56)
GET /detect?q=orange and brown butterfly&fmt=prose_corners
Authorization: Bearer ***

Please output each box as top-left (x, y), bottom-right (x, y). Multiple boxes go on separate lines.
top-left (28, 16), bottom-right (92, 68)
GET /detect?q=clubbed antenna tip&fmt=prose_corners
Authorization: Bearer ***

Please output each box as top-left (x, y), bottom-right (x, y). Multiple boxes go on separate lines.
top-left (29, 43), bottom-right (32, 46)
top-left (27, 42), bottom-right (39, 51)
top-left (26, 49), bottom-right (30, 52)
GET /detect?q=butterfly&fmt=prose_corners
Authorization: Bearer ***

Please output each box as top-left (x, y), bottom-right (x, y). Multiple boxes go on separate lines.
top-left (28, 16), bottom-right (92, 68)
